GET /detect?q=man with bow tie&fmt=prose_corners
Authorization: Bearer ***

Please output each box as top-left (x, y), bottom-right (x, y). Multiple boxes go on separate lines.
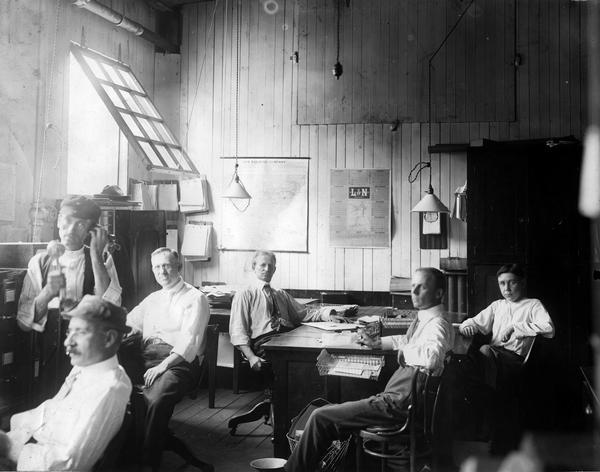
top-left (229, 251), bottom-right (337, 372)
top-left (284, 268), bottom-right (454, 472)
top-left (0, 295), bottom-right (132, 471)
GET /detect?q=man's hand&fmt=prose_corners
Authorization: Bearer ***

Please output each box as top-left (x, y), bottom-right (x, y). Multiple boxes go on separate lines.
top-left (89, 225), bottom-right (109, 259)
top-left (459, 324), bottom-right (477, 337)
top-left (500, 326), bottom-right (515, 343)
top-left (41, 272), bottom-right (65, 299)
top-left (249, 354), bottom-right (267, 371)
top-left (144, 363), bottom-right (168, 388)
top-left (357, 328), bottom-right (382, 349)
top-left (329, 313), bottom-right (348, 323)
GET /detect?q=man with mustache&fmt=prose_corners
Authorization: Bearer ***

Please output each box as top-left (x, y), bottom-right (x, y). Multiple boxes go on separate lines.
top-left (0, 295), bottom-right (131, 471)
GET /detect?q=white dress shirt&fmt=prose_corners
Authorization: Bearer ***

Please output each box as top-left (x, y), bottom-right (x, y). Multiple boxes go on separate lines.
top-left (381, 304), bottom-right (453, 375)
top-left (229, 278), bottom-right (331, 346)
top-left (126, 277), bottom-right (210, 363)
top-left (17, 248), bottom-right (122, 332)
top-left (7, 355), bottom-right (132, 471)
top-left (460, 297), bottom-right (554, 357)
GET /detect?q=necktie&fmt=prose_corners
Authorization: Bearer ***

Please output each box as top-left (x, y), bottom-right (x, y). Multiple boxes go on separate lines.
top-left (54, 370), bottom-right (80, 400)
top-left (263, 284), bottom-right (282, 331)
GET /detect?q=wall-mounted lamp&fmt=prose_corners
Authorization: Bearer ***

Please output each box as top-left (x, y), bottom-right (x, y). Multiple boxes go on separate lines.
top-left (410, 163), bottom-right (450, 223)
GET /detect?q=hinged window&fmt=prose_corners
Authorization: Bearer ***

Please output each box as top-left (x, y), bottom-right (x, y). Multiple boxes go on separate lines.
top-left (70, 43), bottom-right (198, 174)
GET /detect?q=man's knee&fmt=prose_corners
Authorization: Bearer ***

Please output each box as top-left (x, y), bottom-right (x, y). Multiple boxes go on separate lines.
top-left (479, 344), bottom-right (494, 358)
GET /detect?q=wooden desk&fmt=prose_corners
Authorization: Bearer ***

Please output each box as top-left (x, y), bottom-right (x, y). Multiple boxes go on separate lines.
top-left (263, 325), bottom-right (399, 458)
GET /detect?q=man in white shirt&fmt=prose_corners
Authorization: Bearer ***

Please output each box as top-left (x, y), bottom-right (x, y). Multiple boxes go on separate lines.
top-left (284, 268), bottom-right (453, 472)
top-left (125, 247), bottom-right (210, 469)
top-left (0, 295), bottom-right (132, 471)
top-left (458, 263), bottom-right (554, 389)
top-left (229, 250), bottom-right (339, 371)
top-left (17, 195), bottom-right (122, 397)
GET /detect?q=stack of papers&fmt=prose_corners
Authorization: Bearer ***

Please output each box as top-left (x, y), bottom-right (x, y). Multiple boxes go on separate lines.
top-left (131, 182), bottom-right (158, 210)
top-left (181, 222), bottom-right (212, 260)
top-left (200, 285), bottom-right (236, 307)
top-left (179, 176), bottom-right (209, 213)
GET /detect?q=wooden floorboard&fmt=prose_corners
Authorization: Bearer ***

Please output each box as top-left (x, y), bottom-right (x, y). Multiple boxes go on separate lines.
top-left (162, 387), bottom-right (275, 472)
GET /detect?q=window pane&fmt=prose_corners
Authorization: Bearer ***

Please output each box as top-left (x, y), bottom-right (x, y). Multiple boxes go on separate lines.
top-left (156, 145), bottom-right (179, 169)
top-left (138, 118), bottom-right (159, 141)
top-left (139, 142), bottom-right (164, 167)
top-left (154, 122), bottom-right (175, 144)
top-left (83, 56), bottom-right (109, 81)
top-left (120, 112), bottom-right (144, 137)
top-left (172, 148), bottom-right (192, 171)
top-left (103, 64), bottom-right (126, 87)
top-left (120, 91), bottom-right (142, 114)
top-left (137, 96), bottom-right (160, 118)
top-left (102, 85), bottom-right (125, 108)
top-left (120, 70), bottom-right (144, 93)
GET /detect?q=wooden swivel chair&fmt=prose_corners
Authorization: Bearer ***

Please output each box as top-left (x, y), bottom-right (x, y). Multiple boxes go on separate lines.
top-left (128, 324), bottom-right (219, 471)
top-left (228, 347), bottom-right (272, 435)
top-left (356, 368), bottom-right (447, 472)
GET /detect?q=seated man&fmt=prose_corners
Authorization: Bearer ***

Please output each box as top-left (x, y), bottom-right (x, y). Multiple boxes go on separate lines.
top-left (284, 268), bottom-right (453, 472)
top-left (124, 247), bottom-right (210, 469)
top-left (229, 250), bottom-right (341, 372)
top-left (0, 295), bottom-right (132, 471)
top-left (458, 263), bottom-right (555, 389)
top-left (17, 195), bottom-right (122, 396)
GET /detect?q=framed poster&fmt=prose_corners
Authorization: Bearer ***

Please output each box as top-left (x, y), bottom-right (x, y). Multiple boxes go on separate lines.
top-left (221, 158), bottom-right (309, 252)
top-left (329, 168), bottom-right (391, 248)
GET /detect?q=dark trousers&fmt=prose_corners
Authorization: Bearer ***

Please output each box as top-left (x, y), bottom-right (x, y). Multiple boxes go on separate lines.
top-left (119, 335), bottom-right (201, 467)
top-left (478, 344), bottom-right (524, 390)
top-left (285, 366), bottom-right (417, 472)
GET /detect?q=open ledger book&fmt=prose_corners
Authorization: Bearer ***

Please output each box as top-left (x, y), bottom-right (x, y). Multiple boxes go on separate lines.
top-left (316, 349), bottom-right (385, 380)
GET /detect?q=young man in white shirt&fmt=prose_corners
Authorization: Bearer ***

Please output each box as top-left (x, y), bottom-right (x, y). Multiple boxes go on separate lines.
top-left (0, 295), bottom-right (132, 471)
top-left (458, 263), bottom-right (554, 389)
top-left (284, 268), bottom-right (453, 472)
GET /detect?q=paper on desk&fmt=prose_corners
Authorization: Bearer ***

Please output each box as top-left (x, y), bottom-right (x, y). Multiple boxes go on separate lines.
top-left (358, 315), bottom-right (380, 323)
top-left (302, 322), bottom-right (359, 331)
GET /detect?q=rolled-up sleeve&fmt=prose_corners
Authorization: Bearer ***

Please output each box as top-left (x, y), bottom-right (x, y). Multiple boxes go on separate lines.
top-left (17, 256), bottom-right (47, 333)
top-left (229, 291), bottom-right (252, 346)
top-left (513, 299), bottom-right (555, 339)
top-left (100, 255), bottom-right (122, 306)
top-left (403, 318), bottom-right (452, 371)
top-left (171, 294), bottom-right (210, 362)
top-left (460, 303), bottom-right (495, 336)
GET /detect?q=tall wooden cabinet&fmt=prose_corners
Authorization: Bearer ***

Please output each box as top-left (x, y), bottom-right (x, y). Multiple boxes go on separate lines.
top-left (467, 138), bottom-right (590, 429)
top-left (102, 210), bottom-right (167, 310)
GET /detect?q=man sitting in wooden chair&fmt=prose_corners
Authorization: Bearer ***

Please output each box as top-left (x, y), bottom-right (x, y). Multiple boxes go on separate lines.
top-left (123, 247), bottom-right (213, 471)
top-left (284, 268), bottom-right (454, 472)
top-left (458, 263), bottom-right (555, 453)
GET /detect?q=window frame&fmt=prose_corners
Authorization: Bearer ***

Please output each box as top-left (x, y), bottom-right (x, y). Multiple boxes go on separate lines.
top-left (70, 43), bottom-right (198, 175)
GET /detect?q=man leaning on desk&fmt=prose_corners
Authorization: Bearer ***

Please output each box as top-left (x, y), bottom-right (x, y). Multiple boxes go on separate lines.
top-left (284, 267), bottom-right (454, 472)
top-left (229, 250), bottom-right (346, 371)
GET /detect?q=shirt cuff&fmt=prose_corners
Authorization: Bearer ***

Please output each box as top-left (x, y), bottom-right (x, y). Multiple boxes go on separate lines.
top-left (381, 337), bottom-right (395, 350)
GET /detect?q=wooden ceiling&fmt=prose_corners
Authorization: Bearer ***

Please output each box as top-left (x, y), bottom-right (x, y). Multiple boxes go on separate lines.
top-left (143, 0), bottom-right (211, 12)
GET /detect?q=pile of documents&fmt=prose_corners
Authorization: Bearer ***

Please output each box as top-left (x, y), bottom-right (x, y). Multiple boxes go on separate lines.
top-left (316, 349), bottom-right (385, 380)
top-left (179, 176), bottom-right (209, 213)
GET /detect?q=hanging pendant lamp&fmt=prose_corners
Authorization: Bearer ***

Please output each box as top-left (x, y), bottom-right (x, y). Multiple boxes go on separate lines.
top-left (222, 0), bottom-right (251, 211)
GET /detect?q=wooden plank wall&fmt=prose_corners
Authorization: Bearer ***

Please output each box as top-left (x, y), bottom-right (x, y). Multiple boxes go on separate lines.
top-left (181, 0), bottom-right (586, 291)
top-left (297, 0), bottom-right (516, 125)
top-left (0, 0), bottom-right (157, 241)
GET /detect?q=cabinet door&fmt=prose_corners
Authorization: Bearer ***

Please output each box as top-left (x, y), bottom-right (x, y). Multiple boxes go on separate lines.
top-left (467, 145), bottom-right (529, 264)
top-left (129, 211), bottom-right (166, 304)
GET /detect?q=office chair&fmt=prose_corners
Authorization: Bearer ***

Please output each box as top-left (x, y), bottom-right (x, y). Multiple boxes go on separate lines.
top-left (94, 405), bottom-right (133, 471)
top-left (356, 366), bottom-right (448, 472)
top-left (227, 347), bottom-right (272, 435)
top-left (127, 324), bottom-right (219, 472)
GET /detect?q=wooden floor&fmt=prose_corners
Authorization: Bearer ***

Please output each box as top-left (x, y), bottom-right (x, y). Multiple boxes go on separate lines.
top-left (161, 387), bottom-right (274, 472)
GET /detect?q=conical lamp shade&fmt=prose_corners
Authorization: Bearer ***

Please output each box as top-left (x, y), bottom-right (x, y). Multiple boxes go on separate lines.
top-left (223, 177), bottom-right (251, 199)
top-left (411, 188), bottom-right (450, 214)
